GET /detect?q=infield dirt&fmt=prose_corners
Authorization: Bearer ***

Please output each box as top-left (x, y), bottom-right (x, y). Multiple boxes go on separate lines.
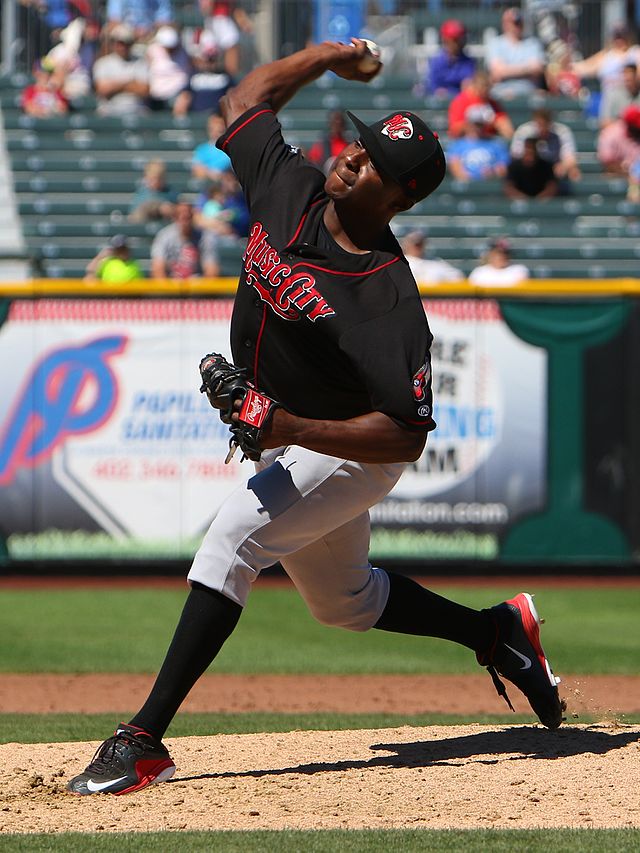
top-left (1, 723), bottom-right (639, 833)
top-left (2, 674), bottom-right (640, 833)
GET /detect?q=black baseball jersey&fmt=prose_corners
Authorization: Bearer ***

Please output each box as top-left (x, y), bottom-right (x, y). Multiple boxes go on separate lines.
top-left (217, 103), bottom-right (436, 431)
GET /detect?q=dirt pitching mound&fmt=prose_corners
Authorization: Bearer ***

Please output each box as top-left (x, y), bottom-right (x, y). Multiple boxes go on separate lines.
top-left (2, 724), bottom-right (639, 833)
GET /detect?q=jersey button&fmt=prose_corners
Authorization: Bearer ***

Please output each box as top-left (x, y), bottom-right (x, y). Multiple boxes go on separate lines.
top-left (244, 339), bottom-right (253, 348)
top-left (254, 299), bottom-right (261, 308)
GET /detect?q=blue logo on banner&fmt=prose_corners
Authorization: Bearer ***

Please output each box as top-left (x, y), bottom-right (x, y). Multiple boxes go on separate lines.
top-left (0, 335), bottom-right (127, 484)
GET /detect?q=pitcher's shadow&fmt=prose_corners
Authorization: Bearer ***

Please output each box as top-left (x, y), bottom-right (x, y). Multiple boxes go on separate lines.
top-left (170, 724), bottom-right (640, 784)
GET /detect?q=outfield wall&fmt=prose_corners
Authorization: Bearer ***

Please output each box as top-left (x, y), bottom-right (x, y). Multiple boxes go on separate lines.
top-left (1, 278), bottom-right (639, 572)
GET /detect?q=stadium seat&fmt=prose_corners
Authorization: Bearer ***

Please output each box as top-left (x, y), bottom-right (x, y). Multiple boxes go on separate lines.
top-left (1, 55), bottom-right (632, 280)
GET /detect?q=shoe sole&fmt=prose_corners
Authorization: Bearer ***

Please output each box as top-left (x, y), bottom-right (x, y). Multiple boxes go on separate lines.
top-left (508, 592), bottom-right (559, 690)
top-left (113, 760), bottom-right (176, 795)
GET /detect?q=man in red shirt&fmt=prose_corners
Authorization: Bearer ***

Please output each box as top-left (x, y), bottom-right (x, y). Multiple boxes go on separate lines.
top-left (21, 58), bottom-right (69, 117)
top-left (448, 69), bottom-right (512, 140)
top-left (306, 109), bottom-right (352, 175)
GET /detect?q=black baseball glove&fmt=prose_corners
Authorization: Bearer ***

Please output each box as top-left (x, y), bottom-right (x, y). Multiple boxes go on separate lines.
top-left (199, 352), bottom-right (280, 462)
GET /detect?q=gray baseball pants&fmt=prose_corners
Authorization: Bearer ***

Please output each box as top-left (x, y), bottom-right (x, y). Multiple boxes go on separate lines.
top-left (187, 445), bottom-right (406, 630)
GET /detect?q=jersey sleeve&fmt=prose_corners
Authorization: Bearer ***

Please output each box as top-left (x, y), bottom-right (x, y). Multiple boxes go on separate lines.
top-left (216, 103), bottom-right (324, 210)
top-left (339, 292), bottom-right (436, 431)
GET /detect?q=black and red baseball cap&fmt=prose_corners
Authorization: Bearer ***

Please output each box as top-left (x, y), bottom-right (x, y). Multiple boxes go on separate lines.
top-left (346, 110), bottom-right (446, 202)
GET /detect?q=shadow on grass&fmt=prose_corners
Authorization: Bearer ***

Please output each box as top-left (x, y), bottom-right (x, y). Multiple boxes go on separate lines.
top-left (171, 724), bottom-right (640, 783)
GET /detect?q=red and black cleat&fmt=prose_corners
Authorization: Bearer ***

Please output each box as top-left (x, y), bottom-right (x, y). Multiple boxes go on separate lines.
top-left (477, 592), bottom-right (565, 729)
top-left (67, 723), bottom-right (175, 795)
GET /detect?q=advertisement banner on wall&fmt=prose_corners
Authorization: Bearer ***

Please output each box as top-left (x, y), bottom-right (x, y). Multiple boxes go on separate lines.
top-left (0, 297), bottom-right (546, 562)
top-left (0, 299), bottom-right (246, 560)
top-left (370, 299), bottom-right (547, 562)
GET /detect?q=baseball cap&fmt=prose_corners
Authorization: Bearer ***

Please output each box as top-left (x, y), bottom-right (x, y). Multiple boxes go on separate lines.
top-left (155, 25), bottom-right (180, 49)
top-left (623, 104), bottom-right (640, 129)
top-left (110, 24), bottom-right (135, 44)
top-left (346, 111), bottom-right (446, 201)
top-left (110, 234), bottom-right (128, 249)
top-left (440, 19), bottom-right (466, 41)
top-left (465, 103), bottom-right (496, 124)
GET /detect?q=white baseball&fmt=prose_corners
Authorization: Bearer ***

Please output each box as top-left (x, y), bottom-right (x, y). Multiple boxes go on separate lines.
top-left (357, 39), bottom-right (382, 73)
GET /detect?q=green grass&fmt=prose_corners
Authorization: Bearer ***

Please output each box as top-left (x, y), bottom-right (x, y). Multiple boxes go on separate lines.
top-left (3, 711), bottom-right (638, 745)
top-left (1, 586), bottom-right (639, 675)
top-left (0, 829), bottom-right (638, 852)
top-left (0, 711), bottom-right (551, 744)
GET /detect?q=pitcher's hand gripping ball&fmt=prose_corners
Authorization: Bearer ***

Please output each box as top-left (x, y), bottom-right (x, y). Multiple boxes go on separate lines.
top-left (199, 352), bottom-right (280, 462)
top-left (357, 39), bottom-right (382, 73)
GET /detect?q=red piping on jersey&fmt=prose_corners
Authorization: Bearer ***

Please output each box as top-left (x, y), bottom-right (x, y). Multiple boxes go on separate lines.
top-left (220, 109), bottom-right (273, 149)
top-left (287, 198), bottom-right (324, 246)
top-left (286, 203), bottom-right (402, 276)
top-left (253, 304), bottom-right (268, 387)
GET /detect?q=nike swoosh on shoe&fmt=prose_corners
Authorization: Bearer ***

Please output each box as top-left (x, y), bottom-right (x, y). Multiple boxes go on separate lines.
top-left (503, 643), bottom-right (532, 670)
top-left (86, 775), bottom-right (129, 793)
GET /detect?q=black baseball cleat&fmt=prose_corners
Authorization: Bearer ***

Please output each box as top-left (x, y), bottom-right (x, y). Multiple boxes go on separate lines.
top-left (67, 723), bottom-right (175, 795)
top-left (477, 592), bottom-right (565, 729)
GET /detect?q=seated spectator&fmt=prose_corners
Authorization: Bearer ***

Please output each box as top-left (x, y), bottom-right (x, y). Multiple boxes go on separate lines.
top-left (129, 159), bottom-right (178, 223)
top-left (401, 230), bottom-right (464, 284)
top-left (44, 16), bottom-right (98, 104)
top-left (504, 137), bottom-right (559, 200)
top-left (106, 0), bottom-right (174, 41)
top-left (84, 235), bottom-right (143, 283)
top-left (192, 112), bottom-right (233, 184)
top-left (448, 70), bottom-right (513, 140)
top-left (146, 26), bottom-right (193, 111)
top-left (21, 58), bottom-right (69, 118)
top-left (199, 0), bottom-right (241, 79)
top-left (600, 62), bottom-right (640, 127)
top-left (423, 19), bottom-right (475, 97)
top-left (195, 170), bottom-right (249, 237)
top-left (598, 105), bottom-right (640, 175)
top-left (195, 179), bottom-right (225, 225)
top-left (469, 238), bottom-right (529, 286)
top-left (572, 22), bottom-right (640, 122)
top-left (447, 105), bottom-right (510, 182)
top-left (174, 30), bottom-right (234, 117)
top-left (545, 43), bottom-right (582, 99)
top-left (306, 110), bottom-right (351, 175)
top-left (510, 108), bottom-right (581, 190)
top-left (92, 24), bottom-right (149, 117)
top-left (486, 6), bottom-right (545, 99)
top-left (151, 201), bottom-right (220, 278)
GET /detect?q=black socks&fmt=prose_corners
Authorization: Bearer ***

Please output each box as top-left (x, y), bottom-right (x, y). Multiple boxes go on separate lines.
top-left (129, 582), bottom-right (242, 740)
top-left (374, 571), bottom-right (494, 653)
top-left (130, 573), bottom-right (494, 741)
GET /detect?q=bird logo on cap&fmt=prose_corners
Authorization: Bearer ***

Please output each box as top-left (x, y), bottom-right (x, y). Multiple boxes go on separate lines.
top-left (381, 114), bottom-right (414, 140)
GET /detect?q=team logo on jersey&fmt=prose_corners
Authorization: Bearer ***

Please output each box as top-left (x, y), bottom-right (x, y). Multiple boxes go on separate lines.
top-left (412, 357), bottom-right (431, 403)
top-left (381, 114), bottom-right (414, 140)
top-left (243, 222), bottom-right (336, 322)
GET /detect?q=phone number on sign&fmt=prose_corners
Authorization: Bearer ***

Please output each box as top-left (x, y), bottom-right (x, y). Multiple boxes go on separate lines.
top-left (92, 458), bottom-right (237, 480)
